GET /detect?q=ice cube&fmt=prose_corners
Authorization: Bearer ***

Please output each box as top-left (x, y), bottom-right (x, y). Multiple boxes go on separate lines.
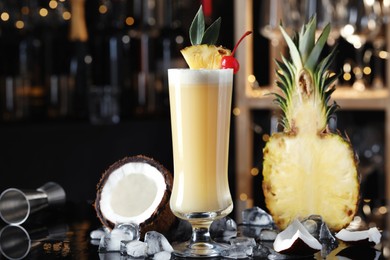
top-left (259, 228), bottom-right (278, 241)
top-left (115, 223), bottom-right (140, 241)
top-left (90, 226), bottom-right (109, 240)
top-left (221, 245), bottom-right (253, 259)
top-left (153, 251), bottom-right (172, 260)
top-left (121, 240), bottom-right (147, 258)
top-left (230, 237), bottom-right (256, 247)
top-left (238, 225), bottom-right (262, 238)
top-left (318, 221), bottom-right (338, 257)
top-left (301, 215), bottom-right (338, 258)
top-left (301, 215), bottom-right (322, 239)
top-left (238, 223), bottom-right (278, 241)
top-left (220, 237), bottom-right (257, 259)
top-left (242, 207), bottom-right (274, 226)
top-left (98, 226), bottom-right (135, 252)
top-left (319, 221), bottom-right (336, 244)
top-left (91, 239), bottom-right (101, 246)
top-left (210, 216), bottom-right (237, 240)
top-left (144, 231), bottom-right (173, 255)
top-left (253, 243), bottom-right (271, 258)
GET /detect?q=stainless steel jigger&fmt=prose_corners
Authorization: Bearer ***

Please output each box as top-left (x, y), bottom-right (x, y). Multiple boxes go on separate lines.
top-left (0, 182), bottom-right (66, 225)
top-left (0, 225), bottom-right (31, 260)
top-left (0, 222), bottom-right (68, 260)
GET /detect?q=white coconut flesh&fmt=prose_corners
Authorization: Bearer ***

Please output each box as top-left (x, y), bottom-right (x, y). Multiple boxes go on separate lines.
top-left (274, 219), bottom-right (322, 253)
top-left (99, 162), bottom-right (166, 224)
top-left (335, 227), bottom-right (381, 245)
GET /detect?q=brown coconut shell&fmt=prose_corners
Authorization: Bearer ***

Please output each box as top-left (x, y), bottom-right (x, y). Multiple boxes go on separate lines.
top-left (94, 155), bottom-right (176, 237)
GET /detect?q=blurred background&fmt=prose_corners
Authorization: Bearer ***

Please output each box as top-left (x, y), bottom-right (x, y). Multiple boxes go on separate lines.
top-left (0, 0), bottom-right (234, 215)
top-left (0, 0), bottom-right (387, 229)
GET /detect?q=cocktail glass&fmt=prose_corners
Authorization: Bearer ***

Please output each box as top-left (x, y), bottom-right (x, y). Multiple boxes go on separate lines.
top-left (168, 68), bottom-right (234, 257)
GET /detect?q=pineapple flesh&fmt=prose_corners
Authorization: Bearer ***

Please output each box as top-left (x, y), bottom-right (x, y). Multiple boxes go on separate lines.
top-left (181, 44), bottom-right (231, 69)
top-left (262, 17), bottom-right (359, 232)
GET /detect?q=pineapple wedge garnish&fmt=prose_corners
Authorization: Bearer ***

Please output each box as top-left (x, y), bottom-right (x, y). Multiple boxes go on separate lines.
top-left (262, 16), bottom-right (359, 232)
top-left (180, 6), bottom-right (231, 69)
top-left (181, 44), bottom-right (231, 69)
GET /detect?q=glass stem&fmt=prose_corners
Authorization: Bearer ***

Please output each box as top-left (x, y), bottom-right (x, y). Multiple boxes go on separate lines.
top-left (190, 221), bottom-right (212, 243)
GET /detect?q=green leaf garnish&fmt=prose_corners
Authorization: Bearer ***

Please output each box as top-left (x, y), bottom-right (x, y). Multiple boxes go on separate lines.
top-left (189, 6), bottom-right (205, 45)
top-left (201, 17), bottom-right (221, 45)
top-left (189, 5), bottom-right (221, 45)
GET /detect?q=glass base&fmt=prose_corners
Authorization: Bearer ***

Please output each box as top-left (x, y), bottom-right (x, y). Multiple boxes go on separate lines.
top-left (171, 205), bottom-right (234, 258)
top-left (172, 240), bottom-right (229, 258)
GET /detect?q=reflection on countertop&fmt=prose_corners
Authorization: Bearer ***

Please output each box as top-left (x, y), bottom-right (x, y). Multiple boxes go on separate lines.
top-left (0, 203), bottom-right (388, 259)
top-left (0, 202), bottom-right (100, 260)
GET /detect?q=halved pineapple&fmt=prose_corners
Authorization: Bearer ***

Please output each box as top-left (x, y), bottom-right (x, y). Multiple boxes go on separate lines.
top-left (262, 17), bottom-right (359, 232)
top-left (181, 44), bottom-right (231, 69)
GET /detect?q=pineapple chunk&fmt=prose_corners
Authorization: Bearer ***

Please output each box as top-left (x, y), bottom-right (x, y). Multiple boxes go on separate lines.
top-left (181, 44), bottom-right (231, 69)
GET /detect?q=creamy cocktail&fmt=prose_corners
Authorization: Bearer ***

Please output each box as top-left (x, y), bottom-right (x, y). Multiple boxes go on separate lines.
top-left (168, 69), bottom-right (233, 256)
top-left (169, 69), bottom-right (233, 217)
top-left (166, 4), bottom-right (251, 257)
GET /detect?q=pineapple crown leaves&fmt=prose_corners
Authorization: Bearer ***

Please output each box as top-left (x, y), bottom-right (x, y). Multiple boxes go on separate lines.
top-left (274, 15), bottom-right (339, 130)
top-left (279, 15), bottom-right (330, 72)
top-left (189, 5), bottom-right (221, 45)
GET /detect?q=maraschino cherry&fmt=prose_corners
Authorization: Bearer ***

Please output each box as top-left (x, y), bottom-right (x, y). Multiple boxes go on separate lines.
top-left (221, 31), bottom-right (252, 74)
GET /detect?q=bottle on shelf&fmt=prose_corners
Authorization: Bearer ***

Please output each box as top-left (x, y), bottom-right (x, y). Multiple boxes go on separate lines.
top-left (86, 0), bottom-right (128, 124)
top-left (0, 6), bottom-right (44, 122)
top-left (68, 0), bottom-right (91, 119)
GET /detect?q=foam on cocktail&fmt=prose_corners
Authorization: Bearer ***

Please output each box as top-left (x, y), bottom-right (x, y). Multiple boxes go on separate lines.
top-left (169, 69), bottom-right (233, 86)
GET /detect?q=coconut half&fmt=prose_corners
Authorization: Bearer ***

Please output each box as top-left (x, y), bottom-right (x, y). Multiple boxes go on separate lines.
top-left (273, 219), bottom-right (322, 256)
top-left (335, 227), bottom-right (381, 246)
top-left (94, 155), bottom-right (176, 235)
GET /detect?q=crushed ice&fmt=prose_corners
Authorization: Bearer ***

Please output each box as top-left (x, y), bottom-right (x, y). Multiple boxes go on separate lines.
top-left (94, 223), bottom-right (172, 258)
top-left (91, 207), bottom-right (382, 259)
